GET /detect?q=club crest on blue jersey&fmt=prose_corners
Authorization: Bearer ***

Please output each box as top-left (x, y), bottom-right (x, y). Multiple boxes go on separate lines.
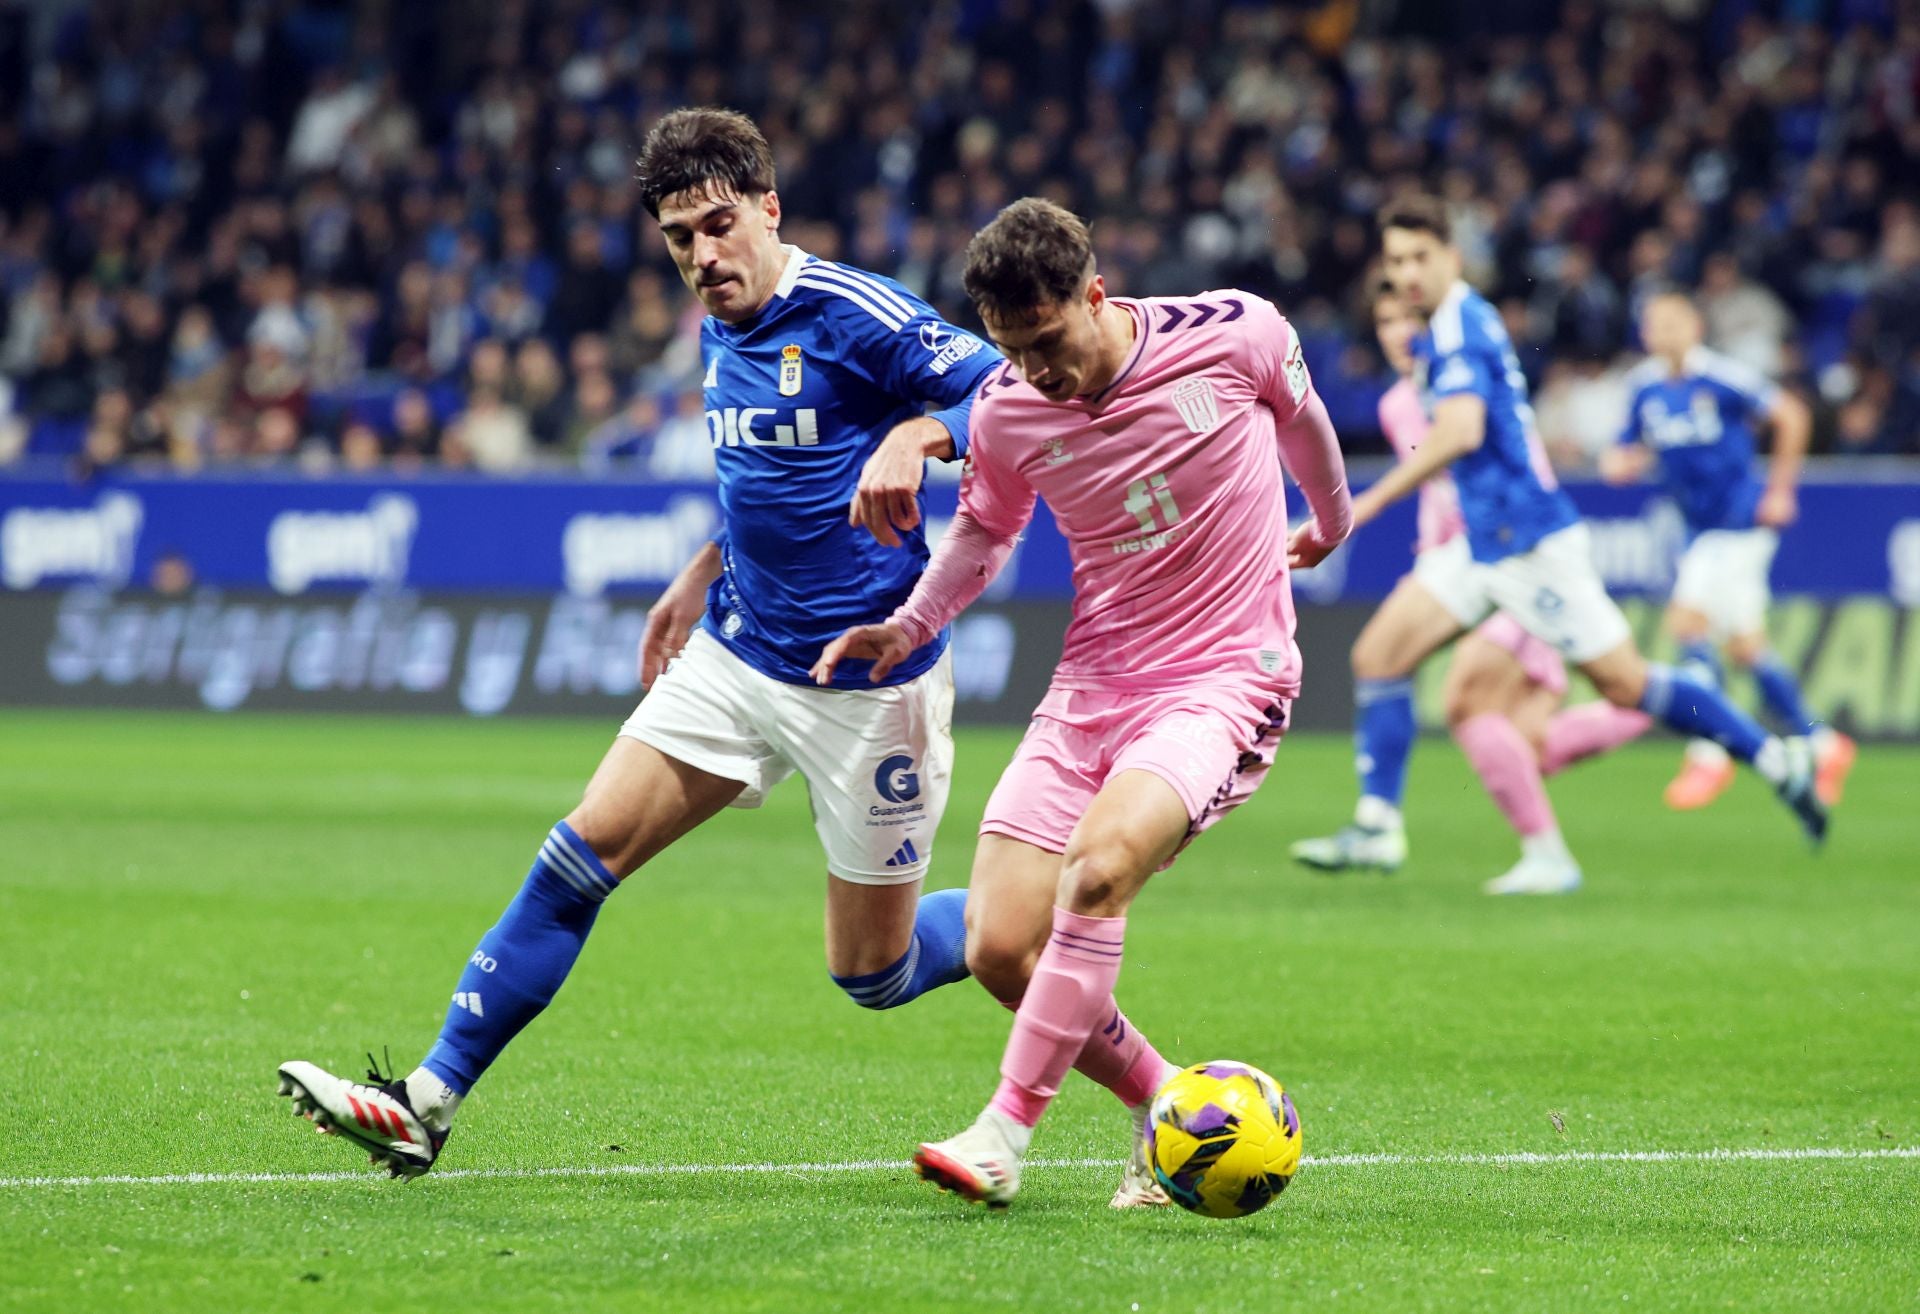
top-left (779, 344), bottom-right (804, 397)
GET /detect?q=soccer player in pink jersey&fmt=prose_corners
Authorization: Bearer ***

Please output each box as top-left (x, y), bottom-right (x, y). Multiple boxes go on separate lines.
top-left (811, 198), bottom-right (1353, 1208)
top-left (1323, 283), bottom-right (1653, 893)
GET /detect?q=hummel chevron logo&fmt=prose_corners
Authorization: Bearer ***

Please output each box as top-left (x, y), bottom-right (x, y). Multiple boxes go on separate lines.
top-left (884, 839), bottom-right (921, 868)
top-left (453, 991), bottom-right (484, 1017)
top-left (1157, 299), bottom-right (1246, 332)
top-left (977, 363), bottom-right (1018, 399)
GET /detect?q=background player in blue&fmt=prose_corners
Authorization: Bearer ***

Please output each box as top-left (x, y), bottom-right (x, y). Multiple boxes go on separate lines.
top-left (273, 108), bottom-right (1001, 1176)
top-left (1290, 196), bottom-right (1828, 894)
top-left (1604, 291), bottom-right (1855, 813)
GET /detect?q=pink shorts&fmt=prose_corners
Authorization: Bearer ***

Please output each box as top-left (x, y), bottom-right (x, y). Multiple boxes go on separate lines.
top-left (1475, 613), bottom-right (1568, 697)
top-left (980, 682), bottom-right (1290, 862)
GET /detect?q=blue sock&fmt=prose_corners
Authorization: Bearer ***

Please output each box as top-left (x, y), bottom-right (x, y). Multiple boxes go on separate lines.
top-left (1751, 655), bottom-right (1818, 736)
top-left (832, 886), bottom-right (971, 1010)
top-left (1354, 677), bottom-right (1415, 808)
top-left (421, 821), bottom-right (617, 1094)
top-left (1677, 639), bottom-right (1723, 689)
top-left (1640, 664), bottom-right (1767, 764)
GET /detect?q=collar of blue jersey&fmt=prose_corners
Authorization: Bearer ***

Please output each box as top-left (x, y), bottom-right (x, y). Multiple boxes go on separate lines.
top-left (1677, 344), bottom-right (1714, 379)
top-left (708, 245), bottom-right (809, 337)
top-left (1435, 279), bottom-right (1470, 322)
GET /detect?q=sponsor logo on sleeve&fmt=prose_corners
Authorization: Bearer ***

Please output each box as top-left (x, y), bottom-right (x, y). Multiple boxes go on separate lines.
top-left (1284, 339), bottom-right (1310, 404)
top-left (920, 321), bottom-right (986, 376)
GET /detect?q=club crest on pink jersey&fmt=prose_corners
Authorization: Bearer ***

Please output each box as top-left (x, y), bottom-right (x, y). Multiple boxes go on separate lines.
top-left (1172, 377), bottom-right (1220, 435)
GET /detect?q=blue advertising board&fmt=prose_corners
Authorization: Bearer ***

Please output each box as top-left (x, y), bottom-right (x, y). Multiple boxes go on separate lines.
top-left (1, 466), bottom-right (1915, 603)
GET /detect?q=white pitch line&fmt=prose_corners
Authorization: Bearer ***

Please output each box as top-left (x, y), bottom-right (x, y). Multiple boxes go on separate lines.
top-left (1, 1145), bottom-right (1914, 1190)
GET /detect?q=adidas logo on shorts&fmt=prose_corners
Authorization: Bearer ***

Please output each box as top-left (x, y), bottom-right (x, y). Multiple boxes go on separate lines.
top-left (884, 839), bottom-right (921, 868)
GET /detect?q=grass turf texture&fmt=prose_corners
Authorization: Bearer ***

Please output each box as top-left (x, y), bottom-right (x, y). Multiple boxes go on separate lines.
top-left (1, 709), bottom-right (1915, 1313)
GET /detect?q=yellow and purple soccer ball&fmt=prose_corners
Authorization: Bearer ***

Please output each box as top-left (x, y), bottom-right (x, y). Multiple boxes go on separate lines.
top-left (1145, 1060), bottom-right (1302, 1218)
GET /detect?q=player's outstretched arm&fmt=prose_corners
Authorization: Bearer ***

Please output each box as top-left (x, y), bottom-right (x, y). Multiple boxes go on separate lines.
top-left (1350, 394), bottom-right (1485, 531)
top-left (1757, 390), bottom-right (1812, 527)
top-left (850, 416), bottom-right (953, 547)
top-left (810, 622), bottom-right (914, 685)
top-left (638, 541), bottom-right (723, 688)
top-left (1276, 389), bottom-right (1353, 570)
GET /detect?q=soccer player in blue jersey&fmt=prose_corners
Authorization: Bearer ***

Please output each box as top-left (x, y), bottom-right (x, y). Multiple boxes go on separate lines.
top-left (275, 108), bottom-right (1002, 1176)
top-left (1604, 290), bottom-right (1855, 812)
top-left (1291, 197), bottom-right (1827, 893)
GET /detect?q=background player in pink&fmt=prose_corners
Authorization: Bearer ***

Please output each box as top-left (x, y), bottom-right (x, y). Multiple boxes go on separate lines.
top-left (1296, 283), bottom-right (1651, 893)
top-left (812, 198), bottom-right (1353, 1208)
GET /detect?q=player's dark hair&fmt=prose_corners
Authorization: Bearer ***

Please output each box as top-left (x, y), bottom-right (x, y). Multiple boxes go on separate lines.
top-left (635, 107), bottom-right (776, 219)
top-left (1377, 194), bottom-right (1452, 245)
top-left (962, 198), bottom-right (1097, 323)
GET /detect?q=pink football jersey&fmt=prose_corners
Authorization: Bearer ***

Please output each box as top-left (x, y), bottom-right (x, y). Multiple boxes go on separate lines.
top-left (938, 293), bottom-right (1348, 696)
top-left (1378, 376), bottom-right (1466, 554)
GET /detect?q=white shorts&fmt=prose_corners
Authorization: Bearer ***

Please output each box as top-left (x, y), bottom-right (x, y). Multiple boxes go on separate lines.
top-left (619, 628), bottom-right (954, 885)
top-left (1671, 528), bottom-right (1778, 639)
top-left (1411, 535), bottom-right (1482, 627)
top-left (1430, 523), bottom-right (1632, 665)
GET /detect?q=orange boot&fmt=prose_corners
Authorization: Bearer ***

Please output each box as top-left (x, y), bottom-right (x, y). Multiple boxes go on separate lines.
top-left (1664, 742), bottom-right (1736, 810)
top-left (1814, 730), bottom-right (1858, 806)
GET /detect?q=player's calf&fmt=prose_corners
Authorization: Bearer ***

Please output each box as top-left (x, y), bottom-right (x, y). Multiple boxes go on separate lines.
top-left (831, 886), bottom-right (971, 1009)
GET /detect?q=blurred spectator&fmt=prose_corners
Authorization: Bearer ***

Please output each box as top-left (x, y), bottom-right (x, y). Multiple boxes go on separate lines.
top-left (0, 0), bottom-right (1911, 472)
top-left (1699, 252), bottom-right (1792, 378)
top-left (455, 384), bottom-right (534, 473)
top-left (1534, 358), bottom-right (1636, 472)
top-left (511, 339), bottom-right (570, 449)
top-left (389, 387), bottom-right (441, 469)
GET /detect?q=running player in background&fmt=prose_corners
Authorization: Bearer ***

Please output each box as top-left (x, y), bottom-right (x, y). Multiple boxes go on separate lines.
top-left (1291, 196), bottom-right (1827, 875)
top-left (1295, 283), bottom-right (1651, 892)
top-left (813, 198), bottom-right (1353, 1208)
top-left (1604, 291), bottom-right (1855, 811)
top-left (274, 108), bottom-right (1002, 1177)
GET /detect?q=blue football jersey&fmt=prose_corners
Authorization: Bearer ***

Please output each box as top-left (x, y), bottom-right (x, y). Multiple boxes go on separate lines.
top-left (1413, 282), bottom-right (1580, 563)
top-left (699, 247), bottom-right (1000, 688)
top-left (1618, 347), bottom-right (1778, 537)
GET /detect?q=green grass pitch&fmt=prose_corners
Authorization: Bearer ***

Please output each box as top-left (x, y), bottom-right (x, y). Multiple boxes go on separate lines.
top-left (1, 709), bottom-right (1915, 1312)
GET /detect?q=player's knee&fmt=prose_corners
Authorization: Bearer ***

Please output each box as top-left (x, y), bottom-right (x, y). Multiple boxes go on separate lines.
top-left (1725, 635), bottom-right (1766, 668)
top-left (559, 804), bottom-right (640, 880)
top-left (1058, 844), bottom-right (1140, 917)
top-left (1442, 676), bottom-right (1488, 729)
top-left (1350, 633), bottom-right (1393, 682)
top-left (965, 931), bottom-right (1035, 1004)
top-left (1588, 665), bottom-right (1645, 709)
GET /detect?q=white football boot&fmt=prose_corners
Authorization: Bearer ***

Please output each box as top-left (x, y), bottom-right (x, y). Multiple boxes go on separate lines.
top-left (1110, 1121), bottom-right (1172, 1209)
top-left (1290, 822), bottom-right (1408, 873)
top-left (1482, 853), bottom-right (1583, 896)
top-left (276, 1059), bottom-right (447, 1179)
top-left (913, 1109), bottom-right (1026, 1208)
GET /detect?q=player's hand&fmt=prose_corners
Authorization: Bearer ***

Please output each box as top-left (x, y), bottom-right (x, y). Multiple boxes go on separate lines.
top-left (1287, 518), bottom-right (1341, 571)
top-left (850, 427), bottom-right (928, 548)
top-left (1756, 484), bottom-right (1798, 528)
top-left (638, 577), bottom-right (707, 690)
top-left (811, 623), bottom-right (913, 685)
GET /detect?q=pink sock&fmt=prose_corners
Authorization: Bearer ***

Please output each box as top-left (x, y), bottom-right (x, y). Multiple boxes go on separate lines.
top-left (990, 908), bottom-right (1126, 1128)
top-left (1542, 703), bottom-right (1654, 776)
top-left (997, 997), bottom-right (1172, 1109)
top-left (1454, 712), bottom-right (1556, 839)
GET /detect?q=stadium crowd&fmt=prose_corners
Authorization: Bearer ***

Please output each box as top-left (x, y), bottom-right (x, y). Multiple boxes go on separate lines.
top-left (0, 0), bottom-right (1916, 477)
